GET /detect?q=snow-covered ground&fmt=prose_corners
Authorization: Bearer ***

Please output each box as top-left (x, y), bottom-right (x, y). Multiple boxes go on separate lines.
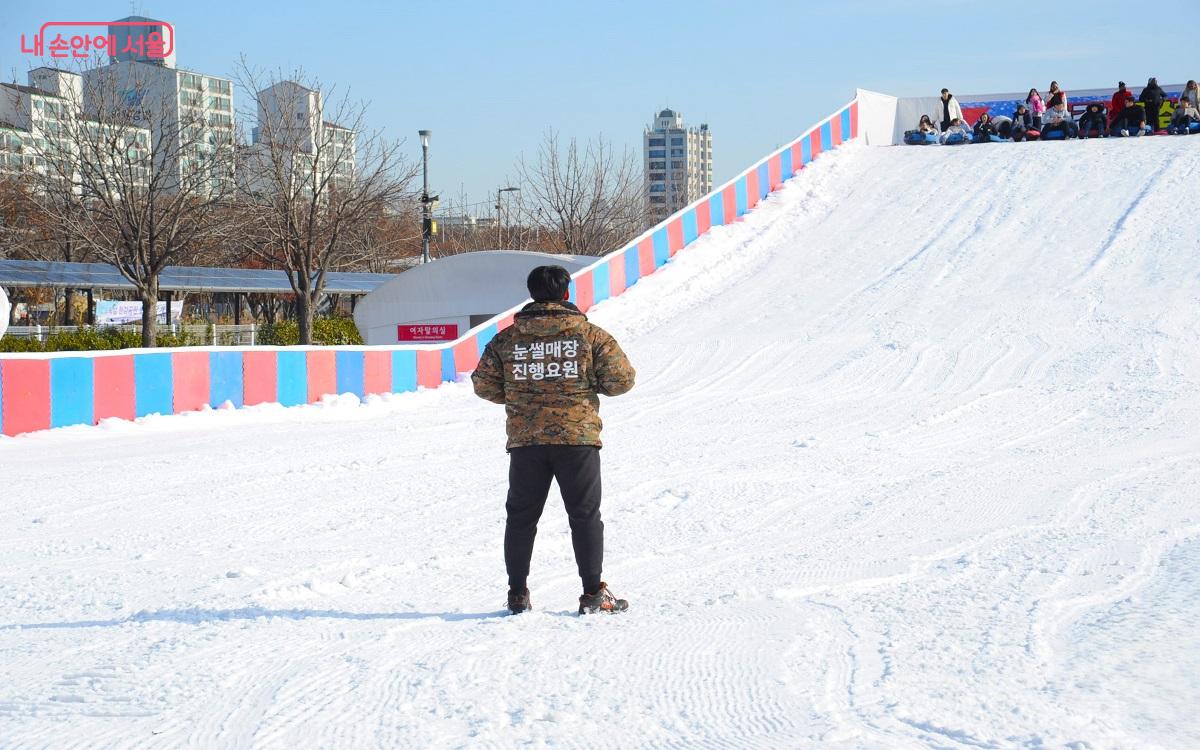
top-left (2, 137), bottom-right (1199, 749)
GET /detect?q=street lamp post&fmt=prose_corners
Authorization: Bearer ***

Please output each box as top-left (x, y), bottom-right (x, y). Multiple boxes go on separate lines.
top-left (418, 130), bottom-right (437, 264)
top-left (496, 186), bottom-right (520, 250)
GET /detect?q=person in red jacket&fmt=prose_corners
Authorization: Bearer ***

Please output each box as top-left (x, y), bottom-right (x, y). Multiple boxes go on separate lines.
top-left (1109, 82), bottom-right (1130, 127)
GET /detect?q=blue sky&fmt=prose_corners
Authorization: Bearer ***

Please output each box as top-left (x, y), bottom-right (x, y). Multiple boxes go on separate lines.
top-left (4, 1), bottom-right (1198, 215)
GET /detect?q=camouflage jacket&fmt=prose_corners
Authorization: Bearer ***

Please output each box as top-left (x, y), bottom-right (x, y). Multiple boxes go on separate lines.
top-left (472, 301), bottom-right (635, 449)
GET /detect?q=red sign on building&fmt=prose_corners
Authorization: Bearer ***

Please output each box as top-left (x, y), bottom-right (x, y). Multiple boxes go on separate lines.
top-left (398, 324), bottom-right (458, 342)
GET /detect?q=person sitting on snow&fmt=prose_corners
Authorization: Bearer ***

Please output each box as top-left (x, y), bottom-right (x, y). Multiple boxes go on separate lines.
top-left (917, 114), bottom-right (939, 134)
top-left (1077, 102), bottom-right (1108, 138)
top-left (1008, 104), bottom-right (1035, 141)
top-left (1110, 103), bottom-right (1148, 136)
top-left (1043, 103), bottom-right (1079, 138)
top-left (1167, 99), bottom-right (1199, 135)
top-left (940, 117), bottom-right (972, 143)
top-left (972, 113), bottom-right (1000, 142)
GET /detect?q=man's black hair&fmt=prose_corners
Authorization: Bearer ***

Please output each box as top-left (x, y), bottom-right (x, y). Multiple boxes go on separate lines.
top-left (527, 265), bottom-right (572, 302)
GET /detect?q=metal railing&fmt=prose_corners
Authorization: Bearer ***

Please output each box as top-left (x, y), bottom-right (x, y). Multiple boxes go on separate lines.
top-left (5, 323), bottom-right (259, 346)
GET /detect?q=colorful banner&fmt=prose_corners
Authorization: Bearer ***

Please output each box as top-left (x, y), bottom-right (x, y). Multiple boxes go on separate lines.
top-left (95, 300), bottom-right (184, 325)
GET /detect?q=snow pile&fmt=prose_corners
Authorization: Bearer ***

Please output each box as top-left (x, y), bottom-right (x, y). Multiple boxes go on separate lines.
top-left (2, 137), bottom-right (1199, 748)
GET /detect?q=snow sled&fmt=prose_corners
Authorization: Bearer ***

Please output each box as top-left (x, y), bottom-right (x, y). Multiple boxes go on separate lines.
top-left (940, 132), bottom-right (972, 145)
top-left (1039, 124), bottom-right (1074, 140)
top-left (1166, 121), bottom-right (1200, 135)
top-left (1011, 129), bottom-right (1040, 142)
top-left (972, 133), bottom-right (1010, 144)
top-left (903, 130), bottom-right (938, 145)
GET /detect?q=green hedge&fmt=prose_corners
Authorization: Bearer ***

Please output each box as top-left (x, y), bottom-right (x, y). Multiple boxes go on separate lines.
top-left (0, 327), bottom-right (199, 353)
top-left (256, 318), bottom-right (363, 346)
top-left (0, 318), bottom-right (361, 352)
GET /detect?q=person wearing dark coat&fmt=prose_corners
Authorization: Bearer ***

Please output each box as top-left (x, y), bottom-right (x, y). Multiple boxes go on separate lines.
top-left (1110, 103), bottom-right (1147, 136)
top-left (972, 113), bottom-right (1000, 142)
top-left (1008, 105), bottom-right (1034, 141)
top-left (1077, 102), bottom-right (1108, 138)
top-left (1139, 78), bottom-right (1168, 132)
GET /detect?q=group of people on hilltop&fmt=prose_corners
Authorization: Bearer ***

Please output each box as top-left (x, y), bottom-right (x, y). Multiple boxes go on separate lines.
top-left (917, 79), bottom-right (1200, 144)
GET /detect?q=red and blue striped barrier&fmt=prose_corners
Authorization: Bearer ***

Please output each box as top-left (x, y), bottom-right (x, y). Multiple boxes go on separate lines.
top-left (0, 99), bottom-right (859, 438)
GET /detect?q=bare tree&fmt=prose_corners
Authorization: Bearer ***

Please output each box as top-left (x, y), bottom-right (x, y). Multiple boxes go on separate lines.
top-left (347, 209), bottom-right (421, 273)
top-left (0, 178), bottom-right (39, 264)
top-left (516, 130), bottom-right (645, 256)
top-left (234, 61), bottom-right (418, 344)
top-left (0, 170), bottom-right (94, 323)
top-left (19, 65), bottom-right (238, 345)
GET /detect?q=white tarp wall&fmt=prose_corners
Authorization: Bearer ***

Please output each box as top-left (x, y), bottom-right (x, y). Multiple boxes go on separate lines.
top-left (894, 96), bottom-right (946, 143)
top-left (0, 286), bottom-right (9, 340)
top-left (855, 89), bottom-right (898, 146)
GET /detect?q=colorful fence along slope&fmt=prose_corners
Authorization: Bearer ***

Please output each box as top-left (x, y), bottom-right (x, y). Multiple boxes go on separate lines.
top-left (0, 100), bottom-right (859, 438)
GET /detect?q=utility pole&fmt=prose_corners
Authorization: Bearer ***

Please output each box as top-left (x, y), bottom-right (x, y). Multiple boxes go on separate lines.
top-left (496, 186), bottom-right (519, 250)
top-left (418, 130), bottom-right (437, 263)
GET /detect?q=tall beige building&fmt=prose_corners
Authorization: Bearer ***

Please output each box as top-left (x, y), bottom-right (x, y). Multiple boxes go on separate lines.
top-left (644, 108), bottom-right (712, 225)
top-left (240, 81), bottom-right (357, 197)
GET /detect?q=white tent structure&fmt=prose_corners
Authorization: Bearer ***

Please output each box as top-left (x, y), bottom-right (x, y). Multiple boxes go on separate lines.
top-left (353, 251), bottom-right (593, 345)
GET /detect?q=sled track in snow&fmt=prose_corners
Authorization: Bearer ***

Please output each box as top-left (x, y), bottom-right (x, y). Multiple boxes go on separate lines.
top-left (2, 137), bottom-right (1200, 748)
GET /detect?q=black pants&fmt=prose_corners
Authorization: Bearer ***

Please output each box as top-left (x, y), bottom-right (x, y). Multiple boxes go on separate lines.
top-left (505, 445), bottom-right (603, 594)
top-left (1145, 103), bottom-right (1160, 131)
top-left (1079, 115), bottom-right (1105, 135)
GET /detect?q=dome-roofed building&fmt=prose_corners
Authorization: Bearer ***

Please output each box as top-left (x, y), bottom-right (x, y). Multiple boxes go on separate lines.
top-left (353, 250), bottom-right (593, 345)
top-left (0, 285), bottom-right (9, 339)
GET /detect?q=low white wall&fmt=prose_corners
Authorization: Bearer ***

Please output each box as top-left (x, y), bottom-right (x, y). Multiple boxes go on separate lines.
top-left (0, 286), bottom-right (9, 340)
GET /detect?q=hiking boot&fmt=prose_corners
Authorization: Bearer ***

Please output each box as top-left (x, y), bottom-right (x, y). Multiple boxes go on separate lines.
top-left (507, 587), bottom-right (532, 614)
top-left (578, 582), bottom-right (629, 615)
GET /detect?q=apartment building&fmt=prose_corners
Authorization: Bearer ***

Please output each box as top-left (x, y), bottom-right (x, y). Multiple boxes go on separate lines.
top-left (240, 80), bottom-right (356, 196)
top-left (0, 67), bottom-right (150, 185)
top-left (644, 108), bottom-right (712, 224)
top-left (82, 49), bottom-right (234, 194)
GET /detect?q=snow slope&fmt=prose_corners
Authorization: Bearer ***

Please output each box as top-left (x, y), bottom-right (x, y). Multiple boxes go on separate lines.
top-left (2, 137), bottom-right (1199, 749)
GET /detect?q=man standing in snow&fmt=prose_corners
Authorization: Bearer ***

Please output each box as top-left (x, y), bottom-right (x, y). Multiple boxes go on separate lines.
top-left (938, 88), bottom-right (963, 132)
top-left (472, 265), bottom-right (636, 615)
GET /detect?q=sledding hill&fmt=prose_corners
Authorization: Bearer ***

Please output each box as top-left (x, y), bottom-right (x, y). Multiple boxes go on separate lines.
top-left (2, 137), bottom-right (1199, 748)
